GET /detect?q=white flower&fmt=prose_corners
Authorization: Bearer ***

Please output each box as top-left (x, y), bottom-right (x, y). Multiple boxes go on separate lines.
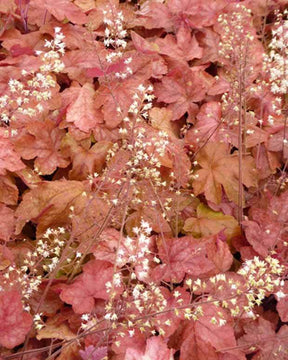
top-left (276, 290), bottom-right (286, 299)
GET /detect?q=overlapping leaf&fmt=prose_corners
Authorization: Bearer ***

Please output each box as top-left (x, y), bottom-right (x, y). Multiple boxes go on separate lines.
top-left (154, 233), bottom-right (232, 283)
top-left (60, 260), bottom-right (122, 314)
top-left (193, 142), bottom-right (257, 204)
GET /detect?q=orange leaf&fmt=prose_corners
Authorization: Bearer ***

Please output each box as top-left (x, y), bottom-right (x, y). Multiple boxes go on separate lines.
top-left (183, 203), bottom-right (240, 241)
top-left (14, 119), bottom-right (69, 175)
top-left (15, 179), bottom-right (86, 236)
top-left (193, 142), bottom-right (257, 204)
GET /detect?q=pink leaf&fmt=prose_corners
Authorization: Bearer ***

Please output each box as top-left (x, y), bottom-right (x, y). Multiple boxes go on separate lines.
top-left (131, 31), bottom-right (158, 55)
top-left (60, 260), bottom-right (122, 314)
top-left (154, 234), bottom-right (232, 283)
top-left (87, 59), bottom-right (126, 78)
top-left (79, 345), bottom-right (108, 360)
top-left (32, 0), bottom-right (87, 24)
top-left (0, 290), bottom-right (33, 349)
top-left (125, 337), bottom-right (174, 360)
top-left (155, 25), bottom-right (202, 63)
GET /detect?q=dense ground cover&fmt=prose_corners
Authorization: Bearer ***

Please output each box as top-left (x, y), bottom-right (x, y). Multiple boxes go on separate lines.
top-left (0, 0), bottom-right (287, 359)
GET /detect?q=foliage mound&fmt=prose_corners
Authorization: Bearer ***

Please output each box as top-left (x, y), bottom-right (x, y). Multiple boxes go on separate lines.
top-left (0, 0), bottom-right (288, 359)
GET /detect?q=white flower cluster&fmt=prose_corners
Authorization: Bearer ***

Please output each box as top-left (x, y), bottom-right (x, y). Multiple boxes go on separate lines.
top-left (129, 219), bottom-right (152, 279)
top-left (0, 226), bottom-right (68, 311)
top-left (103, 5), bottom-right (132, 79)
top-left (34, 312), bottom-right (45, 330)
top-left (267, 10), bottom-right (288, 95)
top-left (238, 255), bottom-right (284, 316)
top-left (38, 27), bottom-right (65, 73)
top-left (39, 226), bottom-right (67, 272)
top-left (103, 8), bottom-right (127, 53)
top-left (217, 4), bottom-right (254, 62)
top-left (117, 85), bottom-right (169, 187)
top-left (0, 27), bottom-right (65, 126)
top-left (80, 313), bottom-right (99, 330)
top-left (183, 254), bottom-right (285, 323)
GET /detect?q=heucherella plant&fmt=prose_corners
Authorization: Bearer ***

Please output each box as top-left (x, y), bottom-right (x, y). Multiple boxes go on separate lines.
top-left (0, 1), bottom-right (288, 360)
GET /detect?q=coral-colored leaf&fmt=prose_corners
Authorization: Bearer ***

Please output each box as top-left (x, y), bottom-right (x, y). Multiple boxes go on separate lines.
top-left (0, 204), bottom-right (14, 241)
top-left (149, 107), bottom-right (177, 138)
top-left (60, 260), bottom-right (122, 314)
top-left (205, 233), bottom-right (233, 273)
top-left (0, 175), bottom-right (18, 205)
top-left (131, 31), bottom-right (158, 55)
top-left (74, 0), bottom-right (95, 12)
top-left (180, 304), bottom-right (245, 360)
top-left (15, 179), bottom-right (86, 235)
top-left (193, 142), bottom-right (257, 204)
top-left (0, 0), bottom-right (16, 13)
top-left (155, 28), bottom-right (202, 63)
top-left (276, 282), bottom-right (288, 322)
top-left (154, 234), bottom-right (232, 283)
top-left (155, 68), bottom-right (212, 121)
top-left (95, 79), bottom-right (140, 128)
top-left (79, 345), bottom-right (108, 360)
top-left (36, 321), bottom-right (76, 341)
top-left (32, 0), bottom-right (87, 24)
top-left (167, 0), bottom-right (228, 28)
top-left (242, 190), bottom-right (288, 257)
top-left (183, 203), bottom-right (240, 241)
top-left (267, 126), bottom-right (288, 159)
top-left (238, 317), bottom-right (287, 359)
top-left (0, 290), bottom-right (33, 349)
top-left (14, 119), bottom-right (69, 175)
top-left (92, 228), bottom-right (131, 266)
top-left (61, 133), bottom-right (112, 180)
top-left (185, 101), bottom-right (222, 148)
top-left (87, 58), bottom-right (126, 77)
top-left (66, 83), bottom-right (103, 133)
top-left (133, 3), bottom-right (173, 30)
top-left (57, 342), bottom-right (81, 360)
top-left (0, 131), bottom-right (25, 175)
top-left (155, 287), bottom-right (191, 337)
top-left (0, 28), bottom-right (41, 53)
top-left (125, 336), bottom-right (174, 360)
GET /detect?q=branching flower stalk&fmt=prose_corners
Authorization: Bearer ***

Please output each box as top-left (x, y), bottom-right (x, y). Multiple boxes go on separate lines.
top-left (217, 4), bottom-right (257, 223)
top-left (265, 9), bottom-right (288, 192)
